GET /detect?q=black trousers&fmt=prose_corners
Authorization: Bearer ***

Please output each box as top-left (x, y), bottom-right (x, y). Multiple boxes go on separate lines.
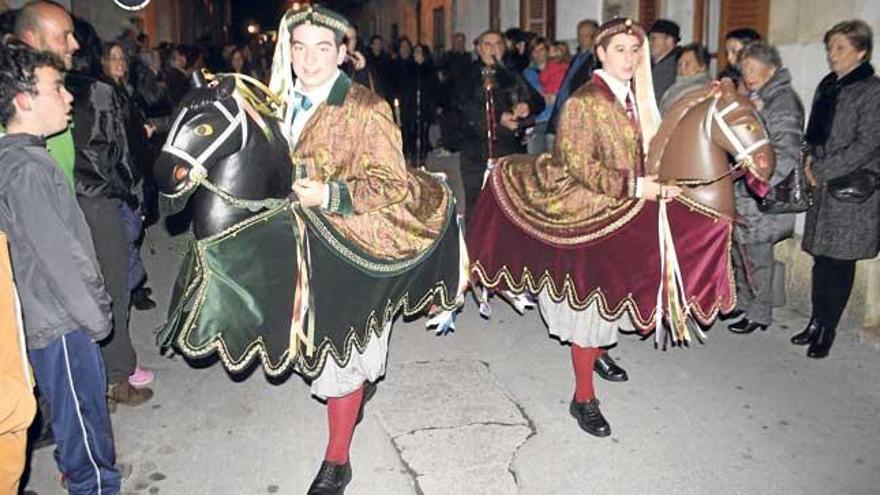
top-left (811, 255), bottom-right (857, 331)
top-left (78, 196), bottom-right (135, 384)
top-left (460, 146), bottom-right (487, 227)
top-left (402, 117), bottom-right (432, 163)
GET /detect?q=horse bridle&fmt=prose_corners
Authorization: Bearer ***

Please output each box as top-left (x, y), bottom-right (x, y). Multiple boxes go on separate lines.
top-left (705, 97), bottom-right (770, 163)
top-left (676, 96), bottom-right (770, 188)
top-left (161, 95), bottom-right (249, 200)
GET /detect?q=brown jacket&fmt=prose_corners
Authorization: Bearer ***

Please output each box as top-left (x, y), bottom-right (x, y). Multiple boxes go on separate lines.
top-left (291, 74), bottom-right (451, 260)
top-left (494, 74), bottom-right (644, 244)
top-left (0, 232), bottom-right (36, 437)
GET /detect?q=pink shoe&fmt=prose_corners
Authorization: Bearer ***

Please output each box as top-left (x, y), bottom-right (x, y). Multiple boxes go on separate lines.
top-left (128, 367), bottom-right (154, 387)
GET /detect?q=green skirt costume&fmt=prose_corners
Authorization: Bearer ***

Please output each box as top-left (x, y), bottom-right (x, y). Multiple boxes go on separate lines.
top-left (159, 194), bottom-right (464, 379)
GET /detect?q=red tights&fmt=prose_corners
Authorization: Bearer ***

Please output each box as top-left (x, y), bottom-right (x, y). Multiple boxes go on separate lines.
top-left (571, 345), bottom-right (602, 402)
top-left (324, 384), bottom-right (365, 464)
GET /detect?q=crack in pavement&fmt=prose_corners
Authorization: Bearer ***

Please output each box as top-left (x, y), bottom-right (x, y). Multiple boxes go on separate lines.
top-left (387, 420), bottom-right (527, 494)
top-left (395, 420), bottom-right (528, 437)
top-left (504, 393), bottom-right (538, 489)
top-left (385, 425), bottom-right (426, 495)
top-left (379, 358), bottom-right (537, 494)
top-left (477, 359), bottom-right (539, 490)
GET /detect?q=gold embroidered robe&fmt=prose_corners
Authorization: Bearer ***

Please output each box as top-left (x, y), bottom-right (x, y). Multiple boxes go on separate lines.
top-left (291, 74), bottom-right (449, 260)
top-left (496, 75), bottom-right (646, 242)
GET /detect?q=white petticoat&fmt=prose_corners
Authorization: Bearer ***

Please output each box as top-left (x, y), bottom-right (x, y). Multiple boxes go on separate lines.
top-left (538, 290), bottom-right (635, 348)
top-left (309, 322), bottom-right (391, 399)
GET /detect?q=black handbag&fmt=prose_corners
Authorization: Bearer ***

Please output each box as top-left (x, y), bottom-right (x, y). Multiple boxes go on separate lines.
top-left (827, 168), bottom-right (879, 203)
top-left (758, 150), bottom-right (812, 214)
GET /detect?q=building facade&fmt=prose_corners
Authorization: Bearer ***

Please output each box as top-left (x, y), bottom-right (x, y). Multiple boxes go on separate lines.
top-left (68, 0), bottom-right (231, 46)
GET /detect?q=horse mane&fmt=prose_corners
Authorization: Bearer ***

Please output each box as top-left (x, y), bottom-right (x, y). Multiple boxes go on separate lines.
top-left (645, 84), bottom-right (716, 174)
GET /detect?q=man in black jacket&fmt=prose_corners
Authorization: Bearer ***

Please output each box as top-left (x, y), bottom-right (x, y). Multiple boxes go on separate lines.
top-left (648, 19), bottom-right (682, 105)
top-left (459, 30), bottom-right (544, 225)
top-left (68, 14), bottom-right (155, 408)
top-left (437, 32), bottom-right (472, 152)
top-left (365, 34), bottom-right (393, 102)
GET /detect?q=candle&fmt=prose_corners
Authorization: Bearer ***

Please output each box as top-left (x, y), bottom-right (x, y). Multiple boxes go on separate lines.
top-left (393, 97), bottom-right (402, 127)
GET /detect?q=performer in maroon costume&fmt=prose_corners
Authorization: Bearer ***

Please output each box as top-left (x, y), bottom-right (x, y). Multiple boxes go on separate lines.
top-left (467, 18), bottom-right (771, 437)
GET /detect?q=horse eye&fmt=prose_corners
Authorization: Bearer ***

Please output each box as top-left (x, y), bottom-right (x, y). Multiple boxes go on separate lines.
top-left (194, 124), bottom-right (214, 136)
top-left (743, 123), bottom-right (757, 133)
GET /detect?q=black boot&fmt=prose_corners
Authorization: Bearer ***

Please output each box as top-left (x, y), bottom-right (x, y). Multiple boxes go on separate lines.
top-left (807, 325), bottom-right (836, 359)
top-left (791, 317), bottom-right (820, 345)
top-left (307, 461), bottom-right (352, 495)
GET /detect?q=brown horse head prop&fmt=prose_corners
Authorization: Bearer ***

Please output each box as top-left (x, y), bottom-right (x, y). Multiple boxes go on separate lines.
top-left (646, 78), bottom-right (775, 220)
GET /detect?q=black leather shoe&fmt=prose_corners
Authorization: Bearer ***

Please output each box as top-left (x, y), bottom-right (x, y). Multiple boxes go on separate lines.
top-left (728, 318), bottom-right (767, 334)
top-left (569, 397), bottom-right (611, 437)
top-left (307, 461), bottom-right (352, 495)
top-left (594, 353), bottom-right (628, 382)
top-left (807, 325), bottom-right (835, 359)
top-left (791, 317), bottom-right (819, 345)
top-left (132, 287), bottom-right (157, 311)
top-left (719, 309), bottom-right (745, 321)
top-left (355, 381), bottom-right (377, 425)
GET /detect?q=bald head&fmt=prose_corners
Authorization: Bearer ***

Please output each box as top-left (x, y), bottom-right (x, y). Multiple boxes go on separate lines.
top-left (15, 1), bottom-right (79, 69)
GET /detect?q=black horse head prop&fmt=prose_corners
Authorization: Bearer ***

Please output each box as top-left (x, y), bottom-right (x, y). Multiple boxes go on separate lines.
top-left (157, 75), bottom-right (242, 197)
top-left (154, 74), bottom-right (292, 239)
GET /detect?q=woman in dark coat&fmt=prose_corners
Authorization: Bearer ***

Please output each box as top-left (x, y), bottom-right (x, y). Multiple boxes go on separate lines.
top-left (398, 43), bottom-right (440, 165)
top-left (727, 42), bottom-right (803, 335)
top-left (793, 20), bottom-right (880, 358)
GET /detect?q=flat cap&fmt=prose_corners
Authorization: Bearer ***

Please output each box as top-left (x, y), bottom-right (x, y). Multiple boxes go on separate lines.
top-left (649, 19), bottom-right (680, 41)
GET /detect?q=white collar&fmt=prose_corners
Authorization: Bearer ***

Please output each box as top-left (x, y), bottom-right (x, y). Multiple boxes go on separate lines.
top-left (294, 69), bottom-right (340, 107)
top-left (595, 69), bottom-right (633, 107)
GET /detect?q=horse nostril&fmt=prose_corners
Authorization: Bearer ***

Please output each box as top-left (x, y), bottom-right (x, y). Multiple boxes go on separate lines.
top-left (173, 164), bottom-right (189, 181)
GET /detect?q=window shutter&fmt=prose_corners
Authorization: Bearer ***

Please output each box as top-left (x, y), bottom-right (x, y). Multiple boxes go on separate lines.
top-left (718, 0), bottom-right (769, 67)
top-left (520, 0), bottom-right (555, 39)
top-left (639, 0), bottom-right (659, 29)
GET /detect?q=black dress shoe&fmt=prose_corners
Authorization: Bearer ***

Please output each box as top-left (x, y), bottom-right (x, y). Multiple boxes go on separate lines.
top-left (594, 353), bottom-right (628, 382)
top-left (728, 318), bottom-right (767, 334)
top-left (307, 461), bottom-right (352, 495)
top-left (132, 287), bottom-right (157, 311)
top-left (791, 317), bottom-right (820, 345)
top-left (355, 381), bottom-right (377, 425)
top-left (569, 397), bottom-right (611, 437)
top-left (807, 325), bottom-right (835, 359)
top-left (719, 309), bottom-right (745, 321)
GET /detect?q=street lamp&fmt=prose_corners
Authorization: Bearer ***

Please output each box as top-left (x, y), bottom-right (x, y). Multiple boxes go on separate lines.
top-left (246, 21), bottom-right (260, 35)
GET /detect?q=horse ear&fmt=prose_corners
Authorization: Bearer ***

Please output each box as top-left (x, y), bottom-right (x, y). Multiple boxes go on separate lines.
top-left (192, 70), bottom-right (207, 88)
top-left (217, 76), bottom-right (237, 99)
top-left (719, 77), bottom-right (737, 102)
